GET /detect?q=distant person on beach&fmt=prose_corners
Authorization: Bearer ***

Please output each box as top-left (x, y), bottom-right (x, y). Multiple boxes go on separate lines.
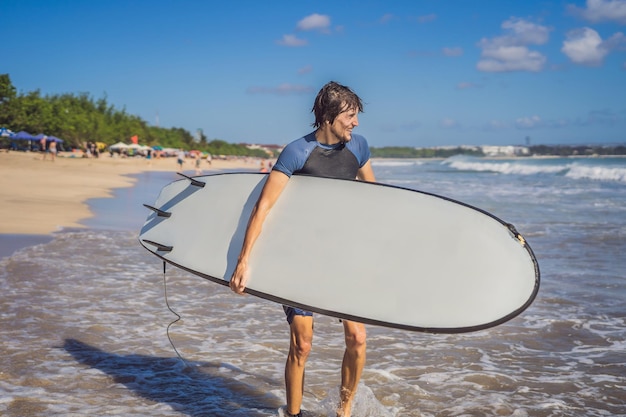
top-left (194, 152), bottom-right (202, 175)
top-left (177, 149), bottom-right (185, 171)
top-left (48, 140), bottom-right (57, 162)
top-left (229, 81), bottom-right (375, 417)
top-left (40, 136), bottom-right (47, 159)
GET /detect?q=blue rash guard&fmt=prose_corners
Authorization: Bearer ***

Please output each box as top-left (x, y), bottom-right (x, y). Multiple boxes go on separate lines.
top-left (273, 132), bottom-right (371, 180)
top-left (273, 131), bottom-right (372, 324)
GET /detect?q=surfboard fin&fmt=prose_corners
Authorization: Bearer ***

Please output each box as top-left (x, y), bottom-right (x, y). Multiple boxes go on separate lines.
top-left (142, 239), bottom-right (173, 252)
top-left (177, 172), bottom-right (206, 188)
top-left (143, 204), bottom-right (172, 218)
top-left (506, 223), bottom-right (526, 246)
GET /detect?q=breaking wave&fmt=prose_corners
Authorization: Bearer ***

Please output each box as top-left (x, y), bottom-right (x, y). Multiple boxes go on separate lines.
top-left (444, 157), bottom-right (626, 183)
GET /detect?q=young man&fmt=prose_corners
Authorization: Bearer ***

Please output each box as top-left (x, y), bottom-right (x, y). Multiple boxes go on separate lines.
top-left (229, 81), bottom-right (376, 417)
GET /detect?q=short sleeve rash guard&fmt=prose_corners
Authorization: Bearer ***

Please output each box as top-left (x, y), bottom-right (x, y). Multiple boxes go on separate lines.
top-left (272, 132), bottom-right (370, 180)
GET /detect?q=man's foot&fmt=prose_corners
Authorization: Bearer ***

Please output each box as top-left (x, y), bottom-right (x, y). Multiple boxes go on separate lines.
top-left (337, 387), bottom-right (354, 417)
top-left (336, 403), bottom-right (352, 417)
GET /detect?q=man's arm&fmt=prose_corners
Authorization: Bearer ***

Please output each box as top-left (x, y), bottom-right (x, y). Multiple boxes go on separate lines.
top-left (357, 160), bottom-right (376, 182)
top-left (229, 169), bottom-right (290, 294)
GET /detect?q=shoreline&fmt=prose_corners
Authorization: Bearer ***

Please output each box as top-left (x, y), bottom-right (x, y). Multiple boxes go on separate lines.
top-left (0, 151), bottom-right (259, 257)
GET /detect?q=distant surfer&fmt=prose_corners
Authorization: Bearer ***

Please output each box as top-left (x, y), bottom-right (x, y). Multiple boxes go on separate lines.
top-left (229, 81), bottom-right (376, 417)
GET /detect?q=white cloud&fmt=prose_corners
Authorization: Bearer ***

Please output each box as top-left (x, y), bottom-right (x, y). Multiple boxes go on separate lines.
top-left (443, 47), bottom-right (463, 57)
top-left (483, 120), bottom-right (511, 131)
top-left (501, 18), bottom-right (551, 45)
top-left (515, 115), bottom-right (543, 129)
top-left (568, 0), bottom-right (626, 24)
top-left (480, 17), bottom-right (550, 49)
top-left (276, 34), bottom-right (308, 47)
top-left (297, 13), bottom-right (331, 32)
top-left (604, 31), bottom-right (626, 50)
top-left (477, 17), bottom-right (550, 72)
top-left (561, 28), bottom-right (606, 65)
top-left (279, 14), bottom-right (334, 47)
top-left (477, 46), bottom-right (547, 72)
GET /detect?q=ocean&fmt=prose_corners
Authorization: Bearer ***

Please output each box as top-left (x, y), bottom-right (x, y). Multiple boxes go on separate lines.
top-left (1, 157), bottom-right (624, 416)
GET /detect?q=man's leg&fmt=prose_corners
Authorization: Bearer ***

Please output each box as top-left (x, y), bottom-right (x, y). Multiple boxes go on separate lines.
top-left (285, 315), bottom-right (314, 416)
top-left (338, 320), bottom-right (366, 417)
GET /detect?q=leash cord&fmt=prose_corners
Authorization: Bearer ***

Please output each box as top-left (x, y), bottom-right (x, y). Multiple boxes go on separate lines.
top-left (162, 261), bottom-right (189, 367)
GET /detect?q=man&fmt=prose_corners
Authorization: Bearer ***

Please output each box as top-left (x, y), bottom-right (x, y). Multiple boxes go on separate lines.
top-left (229, 81), bottom-right (376, 417)
top-left (48, 138), bottom-right (57, 162)
top-left (176, 149), bottom-right (185, 170)
top-left (41, 135), bottom-right (48, 160)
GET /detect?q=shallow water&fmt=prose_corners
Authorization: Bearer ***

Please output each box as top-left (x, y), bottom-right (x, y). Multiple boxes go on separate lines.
top-left (1, 158), bottom-right (625, 416)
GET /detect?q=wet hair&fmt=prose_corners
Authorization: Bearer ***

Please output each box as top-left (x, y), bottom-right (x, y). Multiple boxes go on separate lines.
top-left (311, 81), bottom-right (363, 128)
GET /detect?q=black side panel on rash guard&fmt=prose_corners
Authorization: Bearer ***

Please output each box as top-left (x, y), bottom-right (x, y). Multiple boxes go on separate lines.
top-left (296, 145), bottom-right (360, 180)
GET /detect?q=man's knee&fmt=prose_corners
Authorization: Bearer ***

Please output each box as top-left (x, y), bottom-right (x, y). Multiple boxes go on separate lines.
top-left (344, 324), bottom-right (367, 353)
top-left (290, 317), bottom-right (314, 362)
top-left (289, 336), bottom-right (312, 367)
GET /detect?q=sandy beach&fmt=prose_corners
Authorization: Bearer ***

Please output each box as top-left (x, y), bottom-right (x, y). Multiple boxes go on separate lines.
top-left (0, 151), bottom-right (257, 235)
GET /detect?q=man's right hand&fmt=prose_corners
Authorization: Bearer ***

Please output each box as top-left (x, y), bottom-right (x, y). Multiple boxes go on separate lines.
top-left (229, 260), bottom-right (249, 295)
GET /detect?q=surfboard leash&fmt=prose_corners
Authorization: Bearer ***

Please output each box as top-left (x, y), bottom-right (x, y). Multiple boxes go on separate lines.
top-left (162, 260), bottom-right (189, 367)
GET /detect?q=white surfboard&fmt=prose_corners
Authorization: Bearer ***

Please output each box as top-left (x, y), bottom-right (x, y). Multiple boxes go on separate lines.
top-left (139, 172), bottom-right (539, 333)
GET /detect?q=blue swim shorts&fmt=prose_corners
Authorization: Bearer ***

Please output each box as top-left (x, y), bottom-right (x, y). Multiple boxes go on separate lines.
top-left (283, 305), bottom-right (313, 324)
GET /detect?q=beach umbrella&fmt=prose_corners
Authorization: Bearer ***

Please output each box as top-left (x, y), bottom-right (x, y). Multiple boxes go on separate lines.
top-left (110, 142), bottom-right (129, 150)
top-left (0, 127), bottom-right (15, 137)
top-left (32, 133), bottom-right (63, 142)
top-left (13, 131), bottom-right (35, 140)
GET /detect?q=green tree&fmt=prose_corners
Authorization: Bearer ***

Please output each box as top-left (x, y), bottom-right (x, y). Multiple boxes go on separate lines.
top-left (0, 74), bottom-right (17, 105)
top-left (0, 74), bottom-right (19, 127)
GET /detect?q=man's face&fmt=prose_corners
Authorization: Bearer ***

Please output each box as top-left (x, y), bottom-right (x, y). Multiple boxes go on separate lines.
top-left (329, 106), bottom-right (359, 143)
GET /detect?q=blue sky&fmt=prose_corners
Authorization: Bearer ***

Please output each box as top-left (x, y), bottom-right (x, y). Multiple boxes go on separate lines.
top-left (2, 0), bottom-right (625, 147)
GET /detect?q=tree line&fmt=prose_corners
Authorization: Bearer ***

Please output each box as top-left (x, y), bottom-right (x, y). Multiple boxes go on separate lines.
top-left (0, 74), bottom-right (270, 157)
